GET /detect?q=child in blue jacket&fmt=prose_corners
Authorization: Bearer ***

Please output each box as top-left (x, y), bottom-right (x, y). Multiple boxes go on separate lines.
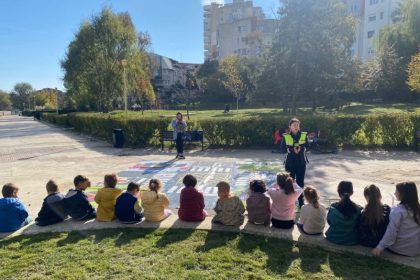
top-left (0, 183), bottom-right (31, 232)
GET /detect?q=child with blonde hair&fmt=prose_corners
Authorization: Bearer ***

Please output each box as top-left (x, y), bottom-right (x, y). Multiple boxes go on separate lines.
top-left (212, 181), bottom-right (245, 226)
top-left (297, 185), bottom-right (326, 235)
top-left (141, 178), bottom-right (172, 222)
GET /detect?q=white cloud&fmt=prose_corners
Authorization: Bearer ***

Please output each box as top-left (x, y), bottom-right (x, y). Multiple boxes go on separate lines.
top-left (202, 0), bottom-right (224, 5)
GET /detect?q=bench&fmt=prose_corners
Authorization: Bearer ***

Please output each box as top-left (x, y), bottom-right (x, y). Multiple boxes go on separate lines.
top-left (415, 130), bottom-right (420, 152)
top-left (160, 130), bottom-right (204, 151)
top-left (308, 130), bottom-right (337, 154)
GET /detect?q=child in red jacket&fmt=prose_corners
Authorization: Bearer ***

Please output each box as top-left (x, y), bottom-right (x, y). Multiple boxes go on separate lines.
top-left (178, 174), bottom-right (207, 221)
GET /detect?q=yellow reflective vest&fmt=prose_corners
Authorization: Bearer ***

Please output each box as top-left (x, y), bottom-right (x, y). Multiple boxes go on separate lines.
top-left (283, 132), bottom-right (307, 148)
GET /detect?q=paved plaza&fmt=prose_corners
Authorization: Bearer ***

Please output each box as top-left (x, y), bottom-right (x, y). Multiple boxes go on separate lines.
top-left (1, 115), bottom-right (420, 268)
top-left (1, 115), bottom-right (419, 218)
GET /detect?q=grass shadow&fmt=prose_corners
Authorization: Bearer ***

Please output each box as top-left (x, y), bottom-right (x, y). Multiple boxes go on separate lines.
top-left (237, 232), bottom-right (297, 274)
top-left (155, 219), bottom-right (201, 248)
top-left (195, 228), bottom-right (239, 252)
top-left (298, 245), bottom-right (328, 273)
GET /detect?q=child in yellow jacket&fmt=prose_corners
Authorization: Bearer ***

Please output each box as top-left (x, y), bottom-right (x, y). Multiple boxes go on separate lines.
top-left (95, 174), bottom-right (122, 221)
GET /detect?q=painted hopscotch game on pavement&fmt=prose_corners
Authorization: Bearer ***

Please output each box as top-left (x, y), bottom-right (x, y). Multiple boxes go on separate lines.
top-left (86, 160), bottom-right (285, 209)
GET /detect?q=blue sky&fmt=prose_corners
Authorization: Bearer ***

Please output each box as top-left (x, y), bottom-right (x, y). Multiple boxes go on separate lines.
top-left (0, 0), bottom-right (279, 92)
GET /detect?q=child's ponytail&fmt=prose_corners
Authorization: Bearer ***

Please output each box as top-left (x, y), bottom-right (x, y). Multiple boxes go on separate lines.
top-left (149, 179), bottom-right (162, 199)
top-left (303, 186), bottom-right (320, 208)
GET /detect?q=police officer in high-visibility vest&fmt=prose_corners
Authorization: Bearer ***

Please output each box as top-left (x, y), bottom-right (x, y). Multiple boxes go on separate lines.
top-left (280, 118), bottom-right (309, 208)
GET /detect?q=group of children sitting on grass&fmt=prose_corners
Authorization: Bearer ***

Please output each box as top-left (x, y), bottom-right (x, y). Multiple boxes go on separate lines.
top-left (0, 172), bottom-right (419, 257)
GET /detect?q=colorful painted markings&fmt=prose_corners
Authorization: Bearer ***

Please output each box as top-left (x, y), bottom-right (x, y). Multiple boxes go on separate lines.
top-left (85, 160), bottom-right (285, 209)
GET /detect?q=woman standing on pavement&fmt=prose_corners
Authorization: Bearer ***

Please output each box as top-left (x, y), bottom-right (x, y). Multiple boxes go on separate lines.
top-left (171, 112), bottom-right (187, 159)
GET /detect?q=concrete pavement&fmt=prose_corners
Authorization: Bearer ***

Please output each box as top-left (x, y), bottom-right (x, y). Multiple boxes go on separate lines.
top-left (1, 115), bottom-right (420, 269)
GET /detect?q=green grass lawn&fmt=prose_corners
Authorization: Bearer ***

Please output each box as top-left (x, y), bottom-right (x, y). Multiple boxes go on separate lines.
top-left (109, 102), bottom-right (420, 121)
top-left (0, 228), bottom-right (418, 279)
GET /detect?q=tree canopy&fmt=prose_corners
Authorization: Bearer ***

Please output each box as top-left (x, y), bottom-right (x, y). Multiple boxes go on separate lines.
top-left (61, 8), bottom-right (154, 111)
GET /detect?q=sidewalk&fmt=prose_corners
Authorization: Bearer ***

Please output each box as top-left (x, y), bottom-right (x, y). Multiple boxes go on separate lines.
top-left (1, 115), bottom-right (420, 269)
top-left (1, 215), bottom-right (419, 270)
top-left (1, 116), bottom-right (419, 217)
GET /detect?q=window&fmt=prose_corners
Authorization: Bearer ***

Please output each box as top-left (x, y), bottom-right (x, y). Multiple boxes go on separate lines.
top-left (370, 0), bottom-right (379, 5)
top-left (380, 12), bottom-right (384, 19)
top-left (369, 15), bottom-right (376, 22)
top-left (367, 30), bottom-right (375, 38)
top-left (238, 25), bottom-right (248, 32)
top-left (239, 49), bottom-right (248, 55)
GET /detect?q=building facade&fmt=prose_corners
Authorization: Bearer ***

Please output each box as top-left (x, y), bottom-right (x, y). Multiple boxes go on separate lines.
top-left (344, 0), bottom-right (401, 60)
top-left (204, 0), bottom-right (277, 61)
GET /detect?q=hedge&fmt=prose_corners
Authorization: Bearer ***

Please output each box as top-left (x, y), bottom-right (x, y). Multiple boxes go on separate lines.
top-left (41, 112), bottom-right (420, 149)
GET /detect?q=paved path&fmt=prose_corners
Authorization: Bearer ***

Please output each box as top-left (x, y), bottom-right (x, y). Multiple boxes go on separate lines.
top-left (1, 115), bottom-right (419, 268)
top-left (1, 115), bottom-right (419, 217)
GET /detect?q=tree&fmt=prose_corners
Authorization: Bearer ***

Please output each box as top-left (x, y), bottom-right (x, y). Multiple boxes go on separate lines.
top-left (407, 51), bottom-right (420, 93)
top-left (11, 82), bottom-right (34, 110)
top-left (374, 0), bottom-right (420, 101)
top-left (32, 88), bottom-right (59, 109)
top-left (196, 60), bottom-right (231, 105)
top-left (363, 44), bottom-right (406, 100)
top-left (219, 55), bottom-right (247, 111)
top-left (259, 0), bottom-right (356, 114)
top-left (61, 8), bottom-right (154, 111)
top-left (0, 90), bottom-right (12, 110)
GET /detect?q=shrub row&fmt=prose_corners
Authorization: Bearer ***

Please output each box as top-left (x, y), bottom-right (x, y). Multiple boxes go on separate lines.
top-left (41, 112), bottom-right (420, 149)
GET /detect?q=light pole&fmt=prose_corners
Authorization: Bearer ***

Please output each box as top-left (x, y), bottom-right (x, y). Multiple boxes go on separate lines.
top-left (121, 59), bottom-right (128, 116)
top-left (55, 88), bottom-right (59, 114)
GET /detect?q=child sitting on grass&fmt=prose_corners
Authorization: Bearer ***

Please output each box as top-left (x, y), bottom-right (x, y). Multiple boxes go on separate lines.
top-left (0, 183), bottom-right (31, 232)
top-left (268, 173), bottom-right (303, 229)
top-left (297, 185), bottom-right (326, 235)
top-left (246, 179), bottom-right (271, 226)
top-left (178, 174), bottom-right (207, 222)
top-left (141, 178), bottom-right (172, 222)
top-left (212, 181), bottom-right (245, 226)
top-left (95, 174), bottom-right (123, 222)
top-left (65, 175), bottom-right (96, 221)
top-left (115, 182), bottom-right (143, 224)
top-left (35, 179), bottom-right (67, 226)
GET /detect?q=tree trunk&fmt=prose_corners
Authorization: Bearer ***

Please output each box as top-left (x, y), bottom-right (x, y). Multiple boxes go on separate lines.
top-left (236, 95), bottom-right (239, 112)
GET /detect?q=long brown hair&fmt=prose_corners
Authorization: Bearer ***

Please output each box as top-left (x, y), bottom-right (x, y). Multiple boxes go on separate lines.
top-left (277, 173), bottom-right (294, 195)
top-left (149, 178), bottom-right (162, 199)
top-left (397, 182), bottom-right (420, 225)
top-left (303, 185), bottom-right (320, 208)
top-left (363, 184), bottom-right (384, 225)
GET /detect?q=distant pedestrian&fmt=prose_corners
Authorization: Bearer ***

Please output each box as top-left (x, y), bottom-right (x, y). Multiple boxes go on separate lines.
top-left (171, 112), bottom-right (187, 159)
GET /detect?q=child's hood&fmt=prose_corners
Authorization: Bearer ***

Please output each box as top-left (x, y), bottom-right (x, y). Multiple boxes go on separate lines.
top-left (141, 190), bottom-right (160, 203)
top-left (65, 189), bottom-right (81, 199)
top-left (99, 187), bottom-right (122, 195)
top-left (0, 197), bottom-right (21, 210)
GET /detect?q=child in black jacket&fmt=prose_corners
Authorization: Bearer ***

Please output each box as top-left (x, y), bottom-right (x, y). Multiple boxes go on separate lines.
top-left (35, 180), bottom-right (67, 226)
top-left (64, 175), bottom-right (96, 221)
